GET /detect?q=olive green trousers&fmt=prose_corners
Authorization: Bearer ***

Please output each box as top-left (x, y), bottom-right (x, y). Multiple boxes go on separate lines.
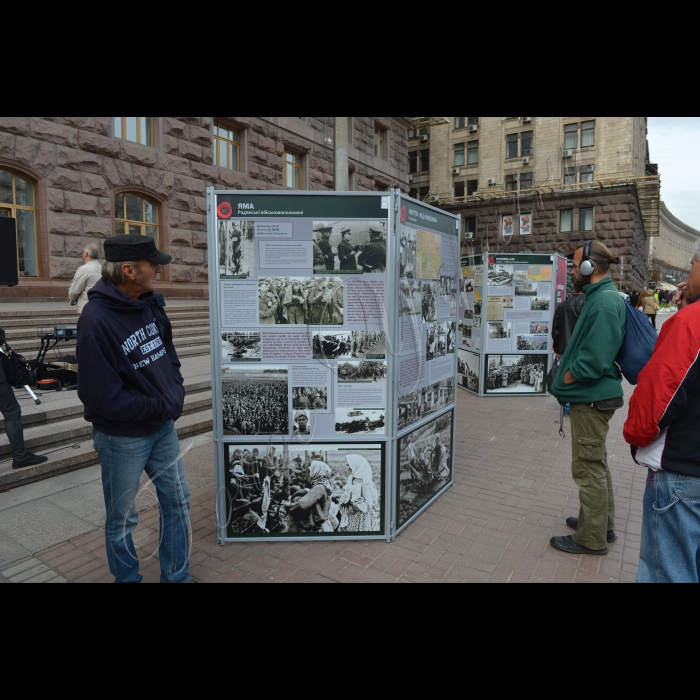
top-left (570, 403), bottom-right (616, 551)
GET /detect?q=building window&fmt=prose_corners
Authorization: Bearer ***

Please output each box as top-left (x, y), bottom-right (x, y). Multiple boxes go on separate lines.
top-left (560, 210), bottom-right (574, 233)
top-left (285, 152), bottom-right (302, 189)
top-left (505, 174), bottom-right (519, 192)
top-left (454, 143), bottom-right (466, 167)
top-left (580, 207), bottom-right (594, 232)
top-left (374, 125), bottom-right (387, 159)
top-left (581, 121), bottom-right (596, 148)
top-left (467, 141), bottom-right (479, 165)
top-left (580, 164), bottom-right (595, 183)
top-left (420, 149), bottom-right (430, 172)
top-left (506, 133), bottom-right (519, 159)
top-left (467, 179), bottom-right (479, 195)
top-left (114, 117), bottom-right (153, 146)
top-left (564, 167), bottom-right (577, 185)
top-left (464, 217), bottom-right (477, 239)
top-left (454, 182), bottom-right (465, 198)
top-left (419, 186), bottom-right (430, 201)
top-left (115, 193), bottom-right (159, 241)
top-left (564, 123), bottom-right (578, 150)
top-left (0, 169), bottom-right (37, 277)
top-left (521, 131), bottom-right (534, 156)
top-left (520, 172), bottom-right (533, 190)
top-left (213, 123), bottom-right (240, 171)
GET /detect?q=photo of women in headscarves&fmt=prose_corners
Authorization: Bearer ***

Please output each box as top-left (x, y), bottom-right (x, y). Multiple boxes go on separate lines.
top-left (224, 444), bottom-right (384, 537)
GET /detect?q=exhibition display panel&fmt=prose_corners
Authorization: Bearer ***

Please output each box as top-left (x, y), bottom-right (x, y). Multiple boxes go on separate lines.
top-left (207, 189), bottom-right (460, 543)
top-left (458, 252), bottom-right (568, 398)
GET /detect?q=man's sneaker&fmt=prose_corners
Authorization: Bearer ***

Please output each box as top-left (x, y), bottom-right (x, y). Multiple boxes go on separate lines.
top-left (550, 536), bottom-right (608, 557)
top-left (12, 453), bottom-right (49, 470)
top-left (566, 517), bottom-right (618, 543)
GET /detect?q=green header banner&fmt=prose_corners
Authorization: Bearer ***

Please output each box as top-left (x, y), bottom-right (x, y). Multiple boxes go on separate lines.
top-left (399, 196), bottom-right (459, 237)
top-left (216, 193), bottom-right (389, 220)
top-left (488, 253), bottom-right (553, 266)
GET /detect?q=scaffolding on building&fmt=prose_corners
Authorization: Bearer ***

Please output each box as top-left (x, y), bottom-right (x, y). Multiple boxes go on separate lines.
top-left (406, 117), bottom-right (450, 129)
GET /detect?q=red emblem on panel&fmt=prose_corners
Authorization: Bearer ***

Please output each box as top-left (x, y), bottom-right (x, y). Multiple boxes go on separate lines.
top-left (400, 206), bottom-right (407, 223)
top-left (218, 202), bottom-right (233, 219)
top-left (488, 258), bottom-right (496, 266)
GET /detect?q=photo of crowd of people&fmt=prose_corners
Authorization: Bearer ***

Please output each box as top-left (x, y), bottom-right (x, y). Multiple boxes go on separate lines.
top-left (488, 322), bottom-right (512, 340)
top-left (422, 281), bottom-right (438, 322)
top-left (313, 332), bottom-right (352, 360)
top-left (337, 360), bottom-right (387, 384)
top-left (352, 331), bottom-right (386, 359)
top-left (530, 322), bottom-right (549, 335)
top-left (222, 332), bottom-right (261, 362)
top-left (531, 297), bottom-right (550, 311)
top-left (515, 281), bottom-right (538, 297)
top-left (224, 444), bottom-right (384, 536)
top-left (258, 277), bottom-right (344, 326)
top-left (422, 378), bottom-right (455, 418)
top-left (219, 220), bottom-right (256, 279)
top-left (485, 355), bottom-right (547, 394)
top-left (400, 279), bottom-right (422, 317)
top-left (398, 412), bottom-right (453, 528)
top-left (458, 350), bottom-right (480, 393)
top-left (292, 387), bottom-right (328, 411)
top-left (400, 227), bottom-right (417, 278)
top-left (336, 408), bottom-right (386, 435)
top-left (517, 335), bottom-right (548, 351)
top-left (488, 264), bottom-right (514, 287)
top-left (313, 221), bottom-right (387, 273)
top-left (222, 366), bottom-right (289, 435)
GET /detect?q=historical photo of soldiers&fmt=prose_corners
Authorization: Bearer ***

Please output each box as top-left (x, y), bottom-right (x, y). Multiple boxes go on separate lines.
top-left (313, 332), bottom-right (352, 360)
top-left (488, 264), bottom-right (514, 287)
top-left (313, 221), bottom-right (387, 273)
top-left (488, 322), bottom-right (512, 340)
top-left (292, 387), bottom-right (328, 411)
top-left (400, 279), bottom-right (422, 317)
top-left (398, 412), bottom-right (453, 528)
top-left (336, 408), bottom-right (386, 436)
top-left (222, 332), bottom-right (261, 363)
top-left (400, 227), bottom-right (417, 278)
top-left (532, 297), bottom-right (551, 311)
top-left (447, 321), bottom-right (457, 354)
top-left (219, 220), bottom-right (255, 279)
top-left (422, 281), bottom-right (439, 323)
top-left (422, 378), bottom-right (455, 418)
top-left (515, 281), bottom-right (538, 297)
top-left (473, 314), bottom-right (482, 329)
top-left (224, 443), bottom-right (383, 536)
top-left (258, 277), bottom-right (344, 325)
top-left (517, 335), bottom-right (549, 351)
top-left (337, 360), bottom-right (388, 384)
top-left (474, 299), bottom-right (483, 316)
top-left (352, 330), bottom-right (386, 358)
top-left (222, 366), bottom-right (289, 436)
top-left (426, 322), bottom-right (440, 362)
top-left (460, 321), bottom-right (472, 347)
top-left (398, 390), bottom-right (422, 431)
top-left (293, 410), bottom-right (312, 436)
top-left (458, 349), bottom-right (480, 393)
top-left (486, 354), bottom-right (547, 394)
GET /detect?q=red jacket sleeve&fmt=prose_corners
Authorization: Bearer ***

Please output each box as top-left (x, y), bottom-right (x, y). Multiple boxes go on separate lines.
top-left (624, 314), bottom-right (700, 448)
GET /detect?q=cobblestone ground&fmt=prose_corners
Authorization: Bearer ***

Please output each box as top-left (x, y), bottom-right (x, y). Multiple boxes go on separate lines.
top-left (1, 384), bottom-right (645, 584)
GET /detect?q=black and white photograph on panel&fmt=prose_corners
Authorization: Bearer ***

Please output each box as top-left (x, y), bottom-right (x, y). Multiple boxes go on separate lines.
top-left (532, 297), bottom-right (551, 311)
top-left (422, 281), bottom-right (439, 322)
top-left (222, 365), bottom-right (289, 436)
top-left (488, 263), bottom-right (514, 287)
top-left (426, 322), bottom-right (440, 362)
top-left (313, 221), bottom-right (387, 273)
top-left (224, 443), bottom-right (385, 537)
top-left (293, 410), bottom-right (312, 436)
top-left (400, 226), bottom-right (418, 278)
top-left (335, 408), bottom-right (386, 436)
top-left (219, 220), bottom-right (255, 279)
top-left (422, 378), bottom-right (455, 418)
top-left (398, 411), bottom-right (453, 530)
top-left (514, 269), bottom-right (529, 283)
top-left (313, 331), bottom-right (352, 360)
top-left (458, 349), bottom-right (481, 393)
top-left (398, 390), bottom-right (422, 431)
top-left (460, 322), bottom-right (472, 347)
top-left (515, 281), bottom-right (538, 297)
top-left (485, 355), bottom-right (548, 394)
top-left (352, 331), bottom-right (387, 359)
top-left (337, 360), bottom-right (388, 384)
top-left (474, 299), bottom-right (483, 317)
top-left (446, 321), bottom-right (457, 354)
top-left (474, 314), bottom-right (482, 329)
top-left (516, 335), bottom-right (549, 351)
top-left (488, 322), bottom-right (512, 341)
top-left (462, 278), bottom-right (475, 294)
top-left (400, 279), bottom-right (422, 317)
top-left (292, 387), bottom-right (329, 411)
top-left (222, 332), bottom-right (261, 363)
top-left (530, 321), bottom-right (549, 335)
top-left (437, 323), bottom-right (448, 358)
top-left (440, 276), bottom-right (455, 298)
top-left (258, 277), bottom-right (344, 326)
top-left (464, 308), bottom-right (474, 322)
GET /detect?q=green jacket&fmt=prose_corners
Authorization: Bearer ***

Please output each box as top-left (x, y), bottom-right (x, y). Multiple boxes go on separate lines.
top-left (552, 277), bottom-right (627, 404)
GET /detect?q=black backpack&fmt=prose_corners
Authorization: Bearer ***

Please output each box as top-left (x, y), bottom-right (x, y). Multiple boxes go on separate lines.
top-left (0, 344), bottom-right (36, 389)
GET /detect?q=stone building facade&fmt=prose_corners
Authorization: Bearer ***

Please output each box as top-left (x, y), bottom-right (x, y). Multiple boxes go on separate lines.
top-left (652, 203), bottom-right (700, 284)
top-left (0, 117), bottom-right (410, 300)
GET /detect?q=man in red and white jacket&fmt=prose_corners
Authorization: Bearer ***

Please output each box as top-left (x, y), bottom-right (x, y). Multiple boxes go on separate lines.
top-left (624, 248), bottom-right (700, 583)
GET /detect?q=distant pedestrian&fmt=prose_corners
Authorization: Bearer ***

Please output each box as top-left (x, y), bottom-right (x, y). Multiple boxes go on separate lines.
top-left (552, 279), bottom-right (586, 357)
top-left (638, 288), bottom-right (660, 330)
top-left (550, 241), bottom-right (627, 556)
top-left (68, 244), bottom-right (102, 314)
top-left (77, 235), bottom-right (192, 584)
top-left (630, 290), bottom-right (640, 309)
top-left (624, 242), bottom-right (700, 583)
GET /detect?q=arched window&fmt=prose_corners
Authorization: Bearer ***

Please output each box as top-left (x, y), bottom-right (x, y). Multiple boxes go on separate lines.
top-left (115, 193), bottom-right (159, 242)
top-left (0, 168), bottom-right (37, 277)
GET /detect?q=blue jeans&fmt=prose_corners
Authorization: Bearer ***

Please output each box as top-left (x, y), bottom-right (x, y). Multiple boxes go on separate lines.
top-left (638, 470), bottom-right (700, 584)
top-left (94, 421), bottom-right (192, 584)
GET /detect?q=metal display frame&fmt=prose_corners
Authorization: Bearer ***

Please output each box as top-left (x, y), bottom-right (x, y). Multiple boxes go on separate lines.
top-left (206, 189), bottom-right (460, 544)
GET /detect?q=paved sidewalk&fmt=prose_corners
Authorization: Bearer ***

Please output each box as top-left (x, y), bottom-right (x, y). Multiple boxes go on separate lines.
top-left (0, 386), bottom-right (645, 584)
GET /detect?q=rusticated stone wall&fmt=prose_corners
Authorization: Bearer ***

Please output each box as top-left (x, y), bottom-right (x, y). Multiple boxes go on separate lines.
top-left (0, 116), bottom-right (410, 300)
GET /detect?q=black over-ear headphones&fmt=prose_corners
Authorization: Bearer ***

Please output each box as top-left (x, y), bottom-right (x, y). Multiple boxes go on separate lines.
top-left (580, 241), bottom-right (596, 278)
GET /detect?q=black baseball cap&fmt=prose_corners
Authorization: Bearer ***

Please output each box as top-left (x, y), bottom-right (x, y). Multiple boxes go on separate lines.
top-left (104, 235), bottom-right (172, 265)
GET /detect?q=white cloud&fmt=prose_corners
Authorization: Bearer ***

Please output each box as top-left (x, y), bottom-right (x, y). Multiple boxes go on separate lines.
top-left (648, 117), bottom-right (700, 230)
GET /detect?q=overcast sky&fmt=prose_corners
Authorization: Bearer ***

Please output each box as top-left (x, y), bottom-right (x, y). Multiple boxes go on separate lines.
top-left (648, 117), bottom-right (700, 230)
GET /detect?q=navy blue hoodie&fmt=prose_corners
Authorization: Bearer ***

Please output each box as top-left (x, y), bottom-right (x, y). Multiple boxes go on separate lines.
top-left (76, 278), bottom-right (185, 437)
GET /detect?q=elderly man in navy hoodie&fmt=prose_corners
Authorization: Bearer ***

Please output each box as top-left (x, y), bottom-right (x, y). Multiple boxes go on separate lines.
top-left (77, 236), bottom-right (192, 584)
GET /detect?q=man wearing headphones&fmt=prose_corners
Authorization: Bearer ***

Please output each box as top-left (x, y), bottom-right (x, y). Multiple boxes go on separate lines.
top-left (551, 241), bottom-right (627, 557)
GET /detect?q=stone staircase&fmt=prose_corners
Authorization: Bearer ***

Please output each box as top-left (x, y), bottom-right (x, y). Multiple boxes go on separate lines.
top-left (0, 303), bottom-right (214, 490)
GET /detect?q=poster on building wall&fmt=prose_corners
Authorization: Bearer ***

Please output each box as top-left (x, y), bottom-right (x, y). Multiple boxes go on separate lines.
top-left (502, 215), bottom-right (514, 238)
top-left (520, 214), bottom-right (533, 236)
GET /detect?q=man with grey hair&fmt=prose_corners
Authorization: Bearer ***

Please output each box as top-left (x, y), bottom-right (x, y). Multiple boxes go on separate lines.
top-left (68, 243), bottom-right (102, 314)
top-left (76, 235), bottom-right (192, 584)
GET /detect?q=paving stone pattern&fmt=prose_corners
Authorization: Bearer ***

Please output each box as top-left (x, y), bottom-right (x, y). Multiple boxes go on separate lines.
top-left (29, 385), bottom-right (645, 584)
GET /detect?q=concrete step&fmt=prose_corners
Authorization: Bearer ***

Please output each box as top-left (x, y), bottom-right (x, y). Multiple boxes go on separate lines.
top-left (1, 312), bottom-right (210, 331)
top-left (4, 319), bottom-right (210, 340)
top-left (0, 305), bottom-right (209, 320)
top-left (0, 390), bottom-right (213, 458)
top-left (0, 409), bottom-right (214, 491)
